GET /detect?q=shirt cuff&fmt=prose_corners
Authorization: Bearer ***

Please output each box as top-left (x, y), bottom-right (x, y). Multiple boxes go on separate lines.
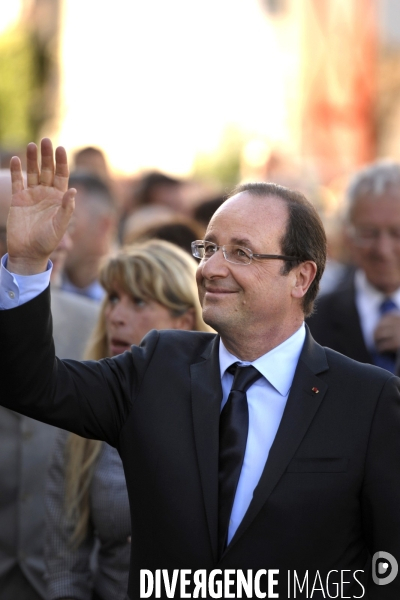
top-left (0, 254), bottom-right (53, 309)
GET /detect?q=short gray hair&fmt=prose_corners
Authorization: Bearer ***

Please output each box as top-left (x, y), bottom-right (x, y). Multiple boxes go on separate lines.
top-left (346, 160), bottom-right (400, 222)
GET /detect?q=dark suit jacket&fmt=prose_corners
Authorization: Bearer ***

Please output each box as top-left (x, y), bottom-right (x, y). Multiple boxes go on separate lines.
top-left (1, 287), bottom-right (400, 599)
top-left (307, 277), bottom-right (372, 364)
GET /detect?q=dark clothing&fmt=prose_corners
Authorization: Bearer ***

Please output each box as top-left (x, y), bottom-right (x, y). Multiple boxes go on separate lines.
top-left (0, 567), bottom-right (43, 600)
top-left (1, 287), bottom-right (400, 598)
top-left (307, 277), bottom-right (372, 363)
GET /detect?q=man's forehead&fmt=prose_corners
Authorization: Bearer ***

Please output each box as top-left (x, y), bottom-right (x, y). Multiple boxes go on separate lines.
top-left (204, 193), bottom-right (287, 248)
top-left (352, 188), bottom-right (400, 222)
top-left (207, 192), bottom-right (287, 228)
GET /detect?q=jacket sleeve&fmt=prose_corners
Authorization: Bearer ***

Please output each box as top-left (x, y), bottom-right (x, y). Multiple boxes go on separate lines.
top-left (44, 429), bottom-right (95, 600)
top-left (0, 286), bottom-right (160, 447)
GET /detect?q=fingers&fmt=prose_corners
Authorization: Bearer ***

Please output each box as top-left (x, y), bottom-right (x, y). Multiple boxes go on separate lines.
top-left (10, 156), bottom-right (25, 194)
top-left (39, 138), bottom-right (55, 186)
top-left (375, 338), bottom-right (398, 353)
top-left (56, 188), bottom-right (76, 233)
top-left (25, 138), bottom-right (70, 191)
top-left (61, 188), bottom-right (76, 212)
top-left (26, 142), bottom-right (40, 187)
top-left (54, 146), bottom-right (70, 192)
top-left (374, 315), bottom-right (400, 352)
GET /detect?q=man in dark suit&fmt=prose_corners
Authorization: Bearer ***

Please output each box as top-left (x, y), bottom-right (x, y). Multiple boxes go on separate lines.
top-left (308, 161), bottom-right (400, 373)
top-left (0, 140), bottom-right (400, 599)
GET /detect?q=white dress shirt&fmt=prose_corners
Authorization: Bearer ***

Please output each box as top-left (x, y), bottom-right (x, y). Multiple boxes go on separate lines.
top-left (0, 253), bottom-right (306, 543)
top-left (354, 269), bottom-right (400, 351)
top-left (0, 255), bottom-right (52, 309)
top-left (219, 323), bottom-right (305, 543)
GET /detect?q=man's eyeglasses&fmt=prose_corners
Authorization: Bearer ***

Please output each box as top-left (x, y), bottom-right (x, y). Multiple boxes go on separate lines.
top-left (191, 240), bottom-right (300, 266)
top-left (349, 226), bottom-right (400, 248)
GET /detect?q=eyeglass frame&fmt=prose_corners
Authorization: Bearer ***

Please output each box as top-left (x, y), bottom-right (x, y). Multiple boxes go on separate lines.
top-left (191, 240), bottom-right (301, 265)
top-left (347, 225), bottom-right (400, 248)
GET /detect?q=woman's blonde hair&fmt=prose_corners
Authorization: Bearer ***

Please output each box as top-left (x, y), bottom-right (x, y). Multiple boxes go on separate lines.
top-left (65, 239), bottom-right (211, 546)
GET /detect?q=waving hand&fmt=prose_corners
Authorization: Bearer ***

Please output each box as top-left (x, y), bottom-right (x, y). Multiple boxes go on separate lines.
top-left (7, 138), bottom-right (76, 275)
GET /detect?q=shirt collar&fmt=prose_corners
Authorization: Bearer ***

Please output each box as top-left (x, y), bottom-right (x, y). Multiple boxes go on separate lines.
top-left (355, 269), bottom-right (400, 310)
top-left (219, 323), bottom-right (306, 396)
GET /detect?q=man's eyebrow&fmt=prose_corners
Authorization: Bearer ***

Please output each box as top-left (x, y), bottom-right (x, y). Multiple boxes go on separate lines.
top-left (231, 236), bottom-right (253, 247)
top-left (204, 233), bottom-right (217, 242)
top-left (203, 234), bottom-right (254, 247)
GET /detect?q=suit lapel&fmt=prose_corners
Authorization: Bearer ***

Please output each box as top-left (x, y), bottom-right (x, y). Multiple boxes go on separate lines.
top-left (226, 330), bottom-right (329, 553)
top-left (190, 336), bottom-right (222, 561)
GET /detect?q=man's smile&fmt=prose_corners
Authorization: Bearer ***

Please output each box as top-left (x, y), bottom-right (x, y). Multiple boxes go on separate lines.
top-left (203, 286), bottom-right (238, 297)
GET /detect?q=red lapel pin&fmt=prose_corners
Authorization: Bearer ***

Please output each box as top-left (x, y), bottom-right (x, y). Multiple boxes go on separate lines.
top-left (311, 387), bottom-right (319, 394)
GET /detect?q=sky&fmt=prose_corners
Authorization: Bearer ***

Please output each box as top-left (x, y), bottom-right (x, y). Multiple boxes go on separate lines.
top-left (57, 0), bottom-right (296, 175)
top-left (1, 0), bottom-right (300, 176)
top-left (3, 0), bottom-right (400, 177)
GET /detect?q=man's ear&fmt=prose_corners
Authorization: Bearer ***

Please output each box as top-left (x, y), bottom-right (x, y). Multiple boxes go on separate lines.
top-left (291, 261), bottom-right (317, 300)
top-left (172, 307), bottom-right (196, 331)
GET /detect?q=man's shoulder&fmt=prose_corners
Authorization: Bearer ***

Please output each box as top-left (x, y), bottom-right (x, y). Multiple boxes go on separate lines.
top-left (318, 341), bottom-right (397, 389)
top-left (125, 329), bottom-right (218, 382)
top-left (142, 329), bottom-right (217, 357)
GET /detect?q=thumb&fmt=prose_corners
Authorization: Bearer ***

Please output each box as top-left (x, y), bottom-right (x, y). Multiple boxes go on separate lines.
top-left (55, 188), bottom-right (76, 234)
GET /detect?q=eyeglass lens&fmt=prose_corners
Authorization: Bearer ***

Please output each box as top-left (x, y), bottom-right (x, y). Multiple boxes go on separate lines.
top-left (192, 241), bottom-right (251, 264)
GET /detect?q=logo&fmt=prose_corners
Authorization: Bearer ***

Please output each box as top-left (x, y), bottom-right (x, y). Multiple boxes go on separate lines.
top-left (372, 551), bottom-right (398, 586)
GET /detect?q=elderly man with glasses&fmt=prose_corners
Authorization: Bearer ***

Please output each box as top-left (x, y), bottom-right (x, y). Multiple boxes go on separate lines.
top-left (0, 140), bottom-right (399, 599)
top-left (309, 161), bottom-right (400, 374)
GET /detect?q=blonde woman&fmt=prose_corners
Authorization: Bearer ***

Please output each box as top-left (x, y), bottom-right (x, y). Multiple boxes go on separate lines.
top-left (44, 240), bottom-right (210, 600)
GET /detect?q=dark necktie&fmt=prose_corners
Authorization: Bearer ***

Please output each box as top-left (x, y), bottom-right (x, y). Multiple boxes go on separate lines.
top-left (372, 298), bottom-right (398, 373)
top-left (218, 363), bottom-right (262, 557)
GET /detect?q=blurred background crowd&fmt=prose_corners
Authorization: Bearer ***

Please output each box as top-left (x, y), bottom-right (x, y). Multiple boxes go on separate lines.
top-left (1, 0), bottom-right (400, 599)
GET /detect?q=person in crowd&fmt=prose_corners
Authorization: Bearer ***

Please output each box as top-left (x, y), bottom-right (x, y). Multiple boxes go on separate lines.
top-left (123, 212), bottom-right (204, 255)
top-left (1, 140), bottom-right (400, 598)
top-left (49, 218), bottom-right (101, 360)
top-left (308, 160), bottom-right (400, 372)
top-left (133, 171), bottom-right (184, 212)
top-left (121, 205), bottom-right (176, 245)
top-left (45, 239), bottom-right (211, 600)
top-left (61, 172), bottom-right (117, 301)
top-left (73, 147), bottom-right (110, 182)
top-left (0, 169), bottom-right (98, 600)
top-left (192, 195), bottom-right (226, 229)
top-left (0, 169), bottom-right (99, 359)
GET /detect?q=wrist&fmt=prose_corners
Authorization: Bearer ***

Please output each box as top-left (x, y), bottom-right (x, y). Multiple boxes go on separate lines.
top-left (6, 255), bottom-right (49, 275)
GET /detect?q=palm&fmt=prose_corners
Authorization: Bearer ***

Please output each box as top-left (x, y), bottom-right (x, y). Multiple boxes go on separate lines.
top-left (7, 139), bottom-right (75, 273)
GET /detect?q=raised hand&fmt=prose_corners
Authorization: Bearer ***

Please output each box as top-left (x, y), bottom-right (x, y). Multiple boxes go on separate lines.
top-left (374, 312), bottom-right (400, 354)
top-left (7, 138), bottom-right (76, 275)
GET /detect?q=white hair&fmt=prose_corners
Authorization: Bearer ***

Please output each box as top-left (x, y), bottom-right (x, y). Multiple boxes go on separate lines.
top-left (345, 160), bottom-right (400, 222)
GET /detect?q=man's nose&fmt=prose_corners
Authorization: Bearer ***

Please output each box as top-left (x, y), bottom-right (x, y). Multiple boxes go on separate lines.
top-left (373, 231), bottom-right (396, 258)
top-left (200, 247), bottom-right (230, 279)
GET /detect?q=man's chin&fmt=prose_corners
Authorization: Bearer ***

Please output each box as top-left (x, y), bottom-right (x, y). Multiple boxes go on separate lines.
top-left (201, 306), bottom-right (221, 330)
top-left (367, 274), bottom-right (400, 294)
top-left (201, 306), bottom-right (234, 334)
